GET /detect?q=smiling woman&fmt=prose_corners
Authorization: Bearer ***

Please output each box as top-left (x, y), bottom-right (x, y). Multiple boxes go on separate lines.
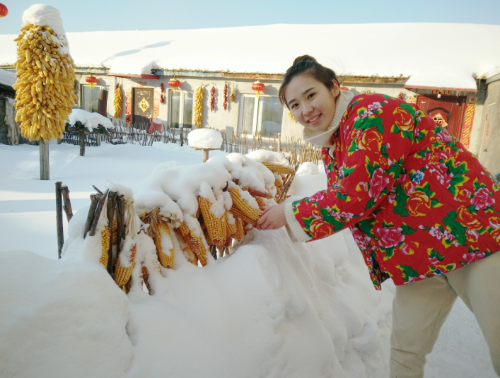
top-left (257, 55), bottom-right (500, 377)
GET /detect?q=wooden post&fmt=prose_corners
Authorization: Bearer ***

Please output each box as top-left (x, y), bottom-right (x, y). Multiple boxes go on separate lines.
top-left (39, 139), bottom-right (49, 180)
top-left (61, 186), bottom-right (73, 222)
top-left (203, 149), bottom-right (209, 162)
top-left (79, 131), bottom-right (85, 156)
top-left (55, 182), bottom-right (64, 259)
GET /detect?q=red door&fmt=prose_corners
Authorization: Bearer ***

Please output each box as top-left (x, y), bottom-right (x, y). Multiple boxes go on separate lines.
top-left (416, 95), bottom-right (467, 140)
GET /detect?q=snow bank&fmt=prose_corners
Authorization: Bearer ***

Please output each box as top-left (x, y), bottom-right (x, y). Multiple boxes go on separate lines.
top-left (0, 69), bottom-right (16, 87)
top-left (187, 128), bottom-right (223, 149)
top-left (0, 250), bottom-right (133, 378)
top-left (69, 108), bottom-right (114, 131)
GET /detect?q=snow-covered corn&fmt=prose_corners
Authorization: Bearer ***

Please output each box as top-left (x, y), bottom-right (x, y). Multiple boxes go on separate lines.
top-left (99, 226), bottom-right (110, 268)
top-left (114, 244), bottom-right (136, 287)
top-left (155, 222), bottom-right (175, 269)
top-left (199, 196), bottom-right (226, 246)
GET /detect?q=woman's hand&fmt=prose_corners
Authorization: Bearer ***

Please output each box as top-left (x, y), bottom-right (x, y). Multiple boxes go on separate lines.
top-left (256, 203), bottom-right (287, 230)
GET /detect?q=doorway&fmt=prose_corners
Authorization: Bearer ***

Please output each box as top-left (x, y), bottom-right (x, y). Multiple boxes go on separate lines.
top-left (132, 88), bottom-right (154, 130)
top-left (416, 95), bottom-right (466, 139)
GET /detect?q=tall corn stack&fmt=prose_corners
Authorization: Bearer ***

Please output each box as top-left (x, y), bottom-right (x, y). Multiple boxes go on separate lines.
top-left (13, 7), bottom-right (76, 141)
top-left (113, 83), bottom-right (123, 119)
top-left (194, 84), bottom-right (204, 128)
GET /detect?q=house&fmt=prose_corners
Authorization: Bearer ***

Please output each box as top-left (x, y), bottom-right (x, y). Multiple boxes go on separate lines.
top-left (1, 23), bottom-right (499, 172)
top-left (0, 69), bottom-right (18, 145)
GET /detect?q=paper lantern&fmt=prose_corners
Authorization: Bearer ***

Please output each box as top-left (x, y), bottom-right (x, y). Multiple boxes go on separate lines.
top-left (168, 78), bottom-right (181, 94)
top-left (85, 75), bottom-right (98, 89)
top-left (251, 81), bottom-right (265, 98)
top-left (0, 4), bottom-right (8, 17)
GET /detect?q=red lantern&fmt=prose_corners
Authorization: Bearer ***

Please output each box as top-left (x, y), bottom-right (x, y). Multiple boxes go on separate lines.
top-left (0, 4), bottom-right (8, 17)
top-left (252, 81), bottom-right (265, 98)
top-left (168, 78), bottom-right (181, 94)
top-left (85, 75), bottom-right (98, 89)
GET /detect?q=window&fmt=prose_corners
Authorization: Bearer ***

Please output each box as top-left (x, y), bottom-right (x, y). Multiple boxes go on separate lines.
top-left (169, 90), bottom-right (193, 128)
top-left (238, 95), bottom-right (283, 137)
top-left (81, 85), bottom-right (101, 113)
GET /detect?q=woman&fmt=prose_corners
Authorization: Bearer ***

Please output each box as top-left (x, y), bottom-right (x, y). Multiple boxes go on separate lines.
top-left (256, 55), bottom-right (500, 377)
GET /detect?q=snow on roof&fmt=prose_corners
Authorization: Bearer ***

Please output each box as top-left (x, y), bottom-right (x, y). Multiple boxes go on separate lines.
top-left (68, 109), bottom-right (114, 131)
top-left (0, 69), bottom-right (16, 87)
top-left (405, 69), bottom-right (479, 91)
top-left (187, 128), bottom-right (223, 149)
top-left (1, 23), bottom-right (500, 87)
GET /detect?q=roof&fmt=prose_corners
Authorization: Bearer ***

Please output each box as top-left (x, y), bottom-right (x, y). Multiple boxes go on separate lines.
top-left (0, 69), bottom-right (16, 87)
top-left (1, 23), bottom-right (500, 90)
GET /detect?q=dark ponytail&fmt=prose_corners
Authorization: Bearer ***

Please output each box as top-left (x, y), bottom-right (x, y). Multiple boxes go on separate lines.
top-left (278, 55), bottom-right (338, 108)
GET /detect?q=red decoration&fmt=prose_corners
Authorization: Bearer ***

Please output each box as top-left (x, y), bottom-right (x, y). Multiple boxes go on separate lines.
top-left (223, 81), bottom-right (228, 111)
top-left (210, 85), bottom-right (215, 112)
top-left (251, 81), bottom-right (265, 98)
top-left (160, 83), bottom-right (165, 103)
top-left (168, 78), bottom-right (181, 94)
top-left (85, 75), bottom-right (98, 89)
top-left (0, 4), bottom-right (8, 17)
top-left (397, 92), bottom-right (405, 100)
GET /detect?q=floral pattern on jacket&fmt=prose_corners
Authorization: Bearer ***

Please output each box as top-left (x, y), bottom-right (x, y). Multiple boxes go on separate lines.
top-left (292, 94), bottom-right (500, 289)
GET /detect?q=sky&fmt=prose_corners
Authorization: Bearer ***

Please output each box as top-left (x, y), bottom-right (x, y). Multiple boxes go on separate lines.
top-left (0, 0), bottom-right (499, 34)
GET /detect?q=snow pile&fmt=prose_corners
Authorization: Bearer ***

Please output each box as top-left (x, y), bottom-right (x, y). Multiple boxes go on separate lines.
top-left (21, 4), bottom-right (71, 56)
top-left (0, 250), bottom-right (133, 378)
top-left (187, 128), bottom-right (223, 149)
top-left (246, 149), bottom-right (293, 168)
top-left (0, 69), bottom-right (16, 87)
top-left (68, 108), bottom-right (114, 131)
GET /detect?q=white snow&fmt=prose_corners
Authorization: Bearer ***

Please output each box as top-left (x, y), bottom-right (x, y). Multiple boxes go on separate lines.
top-left (405, 69), bottom-right (478, 91)
top-left (0, 141), bottom-right (497, 378)
top-left (21, 4), bottom-right (71, 56)
top-left (2, 23), bottom-right (500, 88)
top-left (0, 69), bottom-right (16, 87)
top-left (187, 128), bottom-right (223, 149)
top-left (68, 108), bottom-right (114, 131)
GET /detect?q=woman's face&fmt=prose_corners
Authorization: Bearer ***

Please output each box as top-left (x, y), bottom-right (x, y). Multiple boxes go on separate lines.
top-left (285, 74), bottom-right (340, 132)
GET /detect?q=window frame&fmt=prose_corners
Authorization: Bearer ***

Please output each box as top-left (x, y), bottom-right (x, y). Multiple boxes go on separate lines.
top-left (168, 89), bottom-right (194, 129)
top-left (80, 84), bottom-right (102, 113)
top-left (237, 94), bottom-right (284, 138)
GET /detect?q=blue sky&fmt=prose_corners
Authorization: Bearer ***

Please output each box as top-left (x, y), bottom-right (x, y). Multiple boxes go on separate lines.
top-left (1, 0), bottom-right (499, 34)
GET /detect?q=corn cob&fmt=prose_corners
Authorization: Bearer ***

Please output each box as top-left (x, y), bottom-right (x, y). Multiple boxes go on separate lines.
top-left (262, 162), bottom-right (295, 176)
top-left (155, 222), bottom-right (175, 269)
top-left (230, 206), bottom-right (258, 226)
top-left (226, 212), bottom-right (237, 237)
top-left (247, 188), bottom-right (272, 199)
top-left (233, 217), bottom-right (245, 241)
top-left (111, 220), bottom-right (118, 245)
top-left (274, 178), bottom-right (283, 188)
top-left (194, 85), bottom-right (204, 128)
top-left (141, 263), bottom-right (151, 293)
top-left (175, 229), bottom-right (199, 265)
top-left (228, 186), bottom-right (261, 222)
top-left (255, 197), bottom-right (266, 211)
top-left (99, 226), bottom-right (110, 268)
top-left (199, 196), bottom-right (226, 246)
top-left (114, 244), bottom-right (137, 287)
top-left (178, 221), bottom-right (208, 266)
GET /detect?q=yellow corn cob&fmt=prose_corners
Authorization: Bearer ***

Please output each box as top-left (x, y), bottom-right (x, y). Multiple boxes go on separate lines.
top-left (233, 217), bottom-right (245, 241)
top-left (114, 244), bottom-right (137, 287)
top-left (141, 263), bottom-right (151, 293)
top-left (226, 212), bottom-right (237, 237)
top-left (99, 226), bottom-right (110, 268)
top-left (274, 178), bottom-right (283, 188)
top-left (262, 162), bottom-right (295, 176)
top-left (175, 229), bottom-right (199, 266)
top-left (177, 221), bottom-right (208, 266)
top-left (230, 206), bottom-right (258, 226)
top-left (255, 197), bottom-right (266, 211)
top-left (113, 84), bottom-right (122, 119)
top-left (199, 196), bottom-right (226, 246)
top-left (155, 222), bottom-right (175, 269)
top-left (228, 187), bottom-right (261, 222)
top-left (247, 187), bottom-right (272, 199)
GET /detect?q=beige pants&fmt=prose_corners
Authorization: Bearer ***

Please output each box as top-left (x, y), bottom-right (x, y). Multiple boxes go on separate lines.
top-left (390, 251), bottom-right (500, 378)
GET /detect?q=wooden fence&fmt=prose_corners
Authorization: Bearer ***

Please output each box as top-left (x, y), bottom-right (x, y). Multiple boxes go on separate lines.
top-left (61, 120), bottom-right (322, 165)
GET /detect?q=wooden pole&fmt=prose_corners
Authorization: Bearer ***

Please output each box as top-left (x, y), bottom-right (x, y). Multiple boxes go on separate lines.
top-left (61, 186), bottom-right (73, 222)
top-left (203, 149), bottom-right (209, 162)
top-left (79, 131), bottom-right (85, 156)
top-left (39, 139), bottom-right (50, 180)
top-left (55, 182), bottom-right (64, 259)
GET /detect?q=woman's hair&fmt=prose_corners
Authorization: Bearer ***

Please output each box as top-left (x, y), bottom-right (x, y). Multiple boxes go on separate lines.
top-left (278, 55), bottom-right (338, 108)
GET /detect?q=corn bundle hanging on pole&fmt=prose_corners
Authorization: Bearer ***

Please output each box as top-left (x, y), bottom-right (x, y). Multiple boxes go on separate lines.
top-left (13, 5), bottom-right (76, 179)
top-left (113, 83), bottom-right (123, 119)
top-left (194, 84), bottom-right (204, 128)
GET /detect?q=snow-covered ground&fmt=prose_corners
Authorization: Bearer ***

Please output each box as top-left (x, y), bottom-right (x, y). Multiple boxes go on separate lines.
top-left (0, 141), bottom-right (496, 378)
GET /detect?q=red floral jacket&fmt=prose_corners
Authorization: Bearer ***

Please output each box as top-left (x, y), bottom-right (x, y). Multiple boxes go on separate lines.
top-left (291, 94), bottom-right (500, 289)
